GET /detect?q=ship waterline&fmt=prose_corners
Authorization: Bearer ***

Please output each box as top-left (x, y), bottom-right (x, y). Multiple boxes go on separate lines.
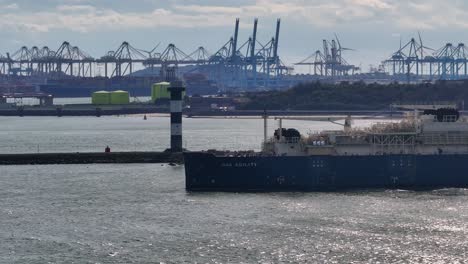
top-left (185, 152), bottom-right (468, 191)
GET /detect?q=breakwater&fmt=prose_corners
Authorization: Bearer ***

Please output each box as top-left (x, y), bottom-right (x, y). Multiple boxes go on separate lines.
top-left (0, 151), bottom-right (183, 165)
top-left (0, 104), bottom-right (167, 117)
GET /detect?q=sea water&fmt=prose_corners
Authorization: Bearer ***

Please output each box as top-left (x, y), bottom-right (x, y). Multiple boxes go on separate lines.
top-left (1, 116), bottom-right (467, 263)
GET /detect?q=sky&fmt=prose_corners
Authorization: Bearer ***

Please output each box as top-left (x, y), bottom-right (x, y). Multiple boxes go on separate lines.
top-left (1, 0), bottom-right (468, 72)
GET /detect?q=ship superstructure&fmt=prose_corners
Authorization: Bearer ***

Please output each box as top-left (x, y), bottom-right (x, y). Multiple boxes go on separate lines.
top-left (265, 107), bottom-right (468, 157)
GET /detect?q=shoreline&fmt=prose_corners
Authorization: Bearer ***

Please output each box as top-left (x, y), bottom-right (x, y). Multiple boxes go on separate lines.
top-left (0, 105), bottom-right (405, 117)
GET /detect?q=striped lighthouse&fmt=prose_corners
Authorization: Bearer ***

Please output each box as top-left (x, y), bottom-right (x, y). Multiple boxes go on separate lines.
top-left (168, 81), bottom-right (185, 152)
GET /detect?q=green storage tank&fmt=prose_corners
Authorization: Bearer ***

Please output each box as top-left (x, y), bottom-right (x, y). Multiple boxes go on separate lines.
top-left (151, 82), bottom-right (186, 102)
top-left (110, 90), bottom-right (130, 105)
top-left (91, 91), bottom-right (111, 105)
top-left (151, 82), bottom-right (171, 102)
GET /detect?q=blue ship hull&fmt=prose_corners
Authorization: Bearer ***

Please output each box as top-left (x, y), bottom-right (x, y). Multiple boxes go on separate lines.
top-left (184, 152), bottom-right (468, 191)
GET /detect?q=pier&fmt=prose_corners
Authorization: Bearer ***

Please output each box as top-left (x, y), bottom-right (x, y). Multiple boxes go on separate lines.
top-left (0, 81), bottom-right (187, 166)
top-left (0, 104), bottom-right (166, 116)
top-left (1, 92), bottom-right (54, 106)
top-left (0, 151), bottom-right (183, 165)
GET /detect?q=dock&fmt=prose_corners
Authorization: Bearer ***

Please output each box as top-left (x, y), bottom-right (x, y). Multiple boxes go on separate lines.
top-left (0, 104), bottom-right (167, 117)
top-left (0, 151), bottom-right (183, 165)
top-left (186, 109), bottom-right (405, 117)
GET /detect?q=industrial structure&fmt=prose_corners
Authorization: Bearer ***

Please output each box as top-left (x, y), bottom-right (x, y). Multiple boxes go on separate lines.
top-left (198, 18), bottom-right (292, 89)
top-left (2, 20), bottom-right (468, 98)
top-left (384, 34), bottom-right (468, 82)
top-left (0, 18), bottom-right (293, 92)
top-left (295, 35), bottom-right (359, 77)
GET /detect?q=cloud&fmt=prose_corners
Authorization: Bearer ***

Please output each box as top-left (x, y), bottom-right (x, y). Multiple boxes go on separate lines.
top-left (351, 0), bottom-right (393, 9)
top-left (0, 0), bottom-right (467, 34)
top-left (174, 5), bottom-right (241, 15)
top-left (4, 3), bottom-right (19, 9)
top-left (0, 4), bottom-right (238, 33)
top-left (56, 5), bottom-right (96, 12)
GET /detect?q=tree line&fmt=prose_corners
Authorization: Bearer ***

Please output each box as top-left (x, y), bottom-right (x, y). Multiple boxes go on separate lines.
top-left (239, 81), bottom-right (468, 110)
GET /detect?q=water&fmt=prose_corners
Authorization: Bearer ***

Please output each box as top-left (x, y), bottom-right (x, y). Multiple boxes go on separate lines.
top-left (1, 117), bottom-right (467, 263)
top-left (0, 115), bottom-right (386, 154)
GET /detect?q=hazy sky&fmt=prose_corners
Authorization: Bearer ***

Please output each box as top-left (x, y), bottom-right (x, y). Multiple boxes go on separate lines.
top-left (1, 0), bottom-right (468, 72)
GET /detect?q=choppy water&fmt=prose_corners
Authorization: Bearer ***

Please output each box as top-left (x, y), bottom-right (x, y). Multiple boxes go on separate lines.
top-left (1, 116), bottom-right (468, 263)
top-left (0, 115), bottom-right (345, 154)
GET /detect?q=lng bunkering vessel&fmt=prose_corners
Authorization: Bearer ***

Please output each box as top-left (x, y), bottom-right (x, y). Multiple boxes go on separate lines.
top-left (184, 104), bottom-right (468, 191)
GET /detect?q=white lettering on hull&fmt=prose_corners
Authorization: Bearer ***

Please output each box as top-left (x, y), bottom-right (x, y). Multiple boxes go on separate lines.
top-left (221, 162), bottom-right (257, 168)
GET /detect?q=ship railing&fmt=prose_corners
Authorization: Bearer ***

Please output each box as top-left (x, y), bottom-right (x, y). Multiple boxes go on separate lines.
top-left (334, 135), bottom-right (369, 145)
top-left (284, 137), bottom-right (301, 144)
top-left (370, 133), bottom-right (417, 154)
top-left (370, 133), bottom-right (417, 145)
top-left (335, 140), bottom-right (369, 145)
top-left (419, 133), bottom-right (468, 145)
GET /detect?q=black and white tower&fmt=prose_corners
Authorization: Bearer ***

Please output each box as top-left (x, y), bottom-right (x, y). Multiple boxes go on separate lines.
top-left (168, 80), bottom-right (185, 152)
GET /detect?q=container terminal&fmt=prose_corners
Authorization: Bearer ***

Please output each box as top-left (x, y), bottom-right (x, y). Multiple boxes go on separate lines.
top-left (2, 18), bottom-right (468, 103)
